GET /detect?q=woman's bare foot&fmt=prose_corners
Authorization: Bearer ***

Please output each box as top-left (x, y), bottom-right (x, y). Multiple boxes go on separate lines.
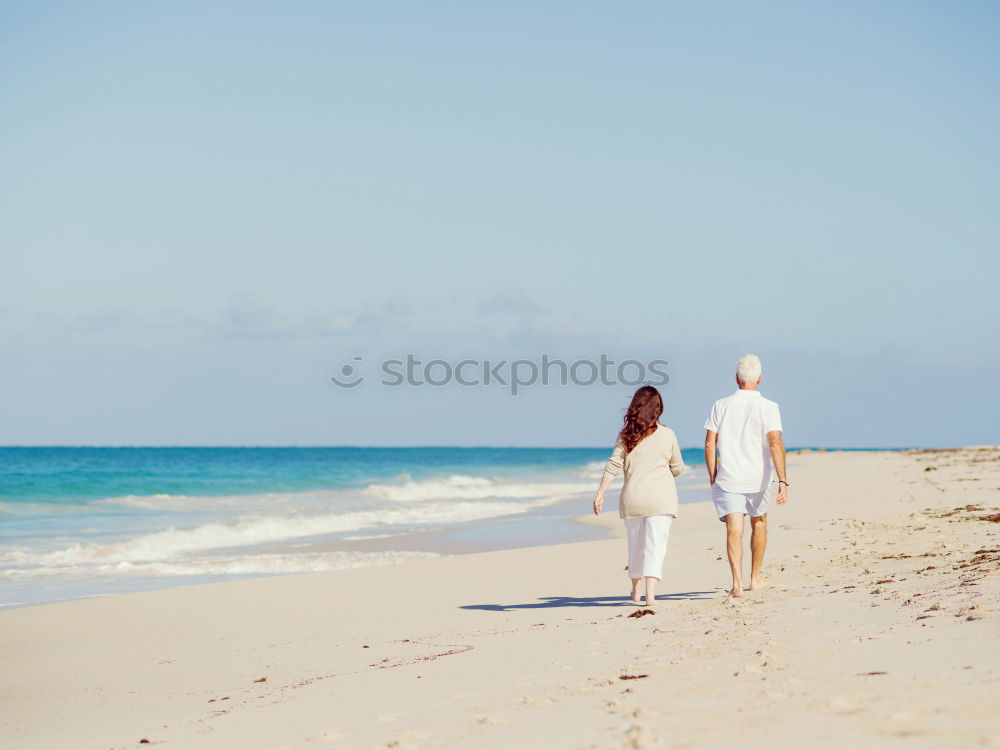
top-left (749, 577), bottom-right (770, 591)
top-left (728, 587), bottom-right (743, 598)
top-left (644, 577), bottom-right (658, 607)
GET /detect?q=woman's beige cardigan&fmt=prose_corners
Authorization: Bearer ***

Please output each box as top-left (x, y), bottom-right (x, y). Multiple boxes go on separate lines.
top-left (603, 423), bottom-right (685, 519)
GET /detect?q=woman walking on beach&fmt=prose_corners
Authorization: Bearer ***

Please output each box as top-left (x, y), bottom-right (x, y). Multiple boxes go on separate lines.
top-left (593, 385), bottom-right (685, 608)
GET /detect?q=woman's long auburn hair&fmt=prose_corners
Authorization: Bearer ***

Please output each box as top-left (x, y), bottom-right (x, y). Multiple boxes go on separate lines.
top-left (619, 385), bottom-right (664, 453)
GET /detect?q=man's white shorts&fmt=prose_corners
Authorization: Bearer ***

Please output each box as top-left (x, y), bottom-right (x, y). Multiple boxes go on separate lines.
top-left (711, 484), bottom-right (770, 521)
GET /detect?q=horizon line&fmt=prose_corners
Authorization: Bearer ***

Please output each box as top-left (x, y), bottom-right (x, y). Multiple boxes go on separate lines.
top-left (0, 444), bottom-right (931, 451)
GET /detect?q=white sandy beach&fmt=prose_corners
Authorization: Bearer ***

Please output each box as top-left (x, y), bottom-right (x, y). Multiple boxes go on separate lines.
top-left (2, 448), bottom-right (999, 749)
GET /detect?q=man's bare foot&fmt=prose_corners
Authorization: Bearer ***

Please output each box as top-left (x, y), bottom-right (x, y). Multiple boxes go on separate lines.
top-left (631, 592), bottom-right (642, 603)
top-left (728, 587), bottom-right (743, 598)
top-left (749, 578), bottom-right (770, 591)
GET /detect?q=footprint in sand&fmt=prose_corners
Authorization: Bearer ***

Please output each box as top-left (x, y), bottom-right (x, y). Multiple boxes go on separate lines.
top-left (624, 723), bottom-right (654, 749)
top-left (828, 695), bottom-right (857, 713)
top-left (376, 710), bottom-right (410, 724)
top-left (309, 729), bottom-right (343, 743)
top-left (386, 730), bottom-right (429, 749)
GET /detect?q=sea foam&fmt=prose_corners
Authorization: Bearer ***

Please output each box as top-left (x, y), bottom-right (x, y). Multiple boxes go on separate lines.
top-left (2, 550), bottom-right (439, 580)
top-left (1, 467), bottom-right (598, 589)
top-left (0, 498), bottom-right (550, 568)
top-left (365, 474), bottom-right (591, 502)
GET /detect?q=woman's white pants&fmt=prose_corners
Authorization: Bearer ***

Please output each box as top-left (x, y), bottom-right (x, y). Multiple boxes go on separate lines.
top-left (624, 514), bottom-right (674, 580)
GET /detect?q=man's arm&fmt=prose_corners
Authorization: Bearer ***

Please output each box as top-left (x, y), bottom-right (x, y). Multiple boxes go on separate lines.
top-left (767, 429), bottom-right (788, 505)
top-left (704, 430), bottom-right (718, 485)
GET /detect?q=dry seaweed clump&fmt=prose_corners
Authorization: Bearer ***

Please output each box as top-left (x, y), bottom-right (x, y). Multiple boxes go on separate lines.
top-left (924, 504), bottom-right (1000, 523)
top-left (628, 609), bottom-right (655, 619)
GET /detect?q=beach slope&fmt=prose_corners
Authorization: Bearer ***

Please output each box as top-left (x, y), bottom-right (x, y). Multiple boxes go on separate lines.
top-left (2, 448), bottom-right (999, 749)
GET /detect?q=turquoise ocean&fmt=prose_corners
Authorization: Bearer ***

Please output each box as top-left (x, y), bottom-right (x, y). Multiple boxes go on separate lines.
top-left (1, 446), bottom-right (710, 607)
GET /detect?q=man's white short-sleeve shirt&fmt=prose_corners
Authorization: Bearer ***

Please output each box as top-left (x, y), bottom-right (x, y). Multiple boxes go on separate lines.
top-left (704, 390), bottom-right (782, 494)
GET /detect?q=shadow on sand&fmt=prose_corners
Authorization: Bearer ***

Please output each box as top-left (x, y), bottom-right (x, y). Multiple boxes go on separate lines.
top-left (460, 591), bottom-right (716, 612)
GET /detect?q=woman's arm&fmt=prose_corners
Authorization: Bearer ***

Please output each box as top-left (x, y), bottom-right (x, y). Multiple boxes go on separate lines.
top-left (668, 430), bottom-right (685, 477)
top-left (593, 472), bottom-right (614, 515)
top-left (594, 439), bottom-right (625, 515)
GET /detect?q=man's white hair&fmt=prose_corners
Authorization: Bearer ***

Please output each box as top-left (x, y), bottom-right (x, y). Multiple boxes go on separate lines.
top-left (736, 354), bottom-right (762, 385)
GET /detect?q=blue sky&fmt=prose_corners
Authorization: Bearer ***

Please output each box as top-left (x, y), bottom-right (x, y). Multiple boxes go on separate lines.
top-left (1, 1), bottom-right (998, 448)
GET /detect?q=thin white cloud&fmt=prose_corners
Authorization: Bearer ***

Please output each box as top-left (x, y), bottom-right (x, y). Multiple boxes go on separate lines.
top-left (476, 289), bottom-right (544, 316)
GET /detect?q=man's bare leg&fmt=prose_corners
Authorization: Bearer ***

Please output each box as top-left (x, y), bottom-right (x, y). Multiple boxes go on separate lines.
top-left (749, 514), bottom-right (769, 590)
top-left (644, 576), bottom-right (658, 607)
top-left (630, 577), bottom-right (642, 602)
top-left (725, 513), bottom-right (745, 597)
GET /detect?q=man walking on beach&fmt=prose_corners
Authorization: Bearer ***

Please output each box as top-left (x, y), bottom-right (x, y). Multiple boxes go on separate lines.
top-left (704, 354), bottom-right (788, 597)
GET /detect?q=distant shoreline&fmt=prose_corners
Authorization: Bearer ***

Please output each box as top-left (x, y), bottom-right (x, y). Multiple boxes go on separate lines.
top-left (0, 446), bottom-right (955, 610)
